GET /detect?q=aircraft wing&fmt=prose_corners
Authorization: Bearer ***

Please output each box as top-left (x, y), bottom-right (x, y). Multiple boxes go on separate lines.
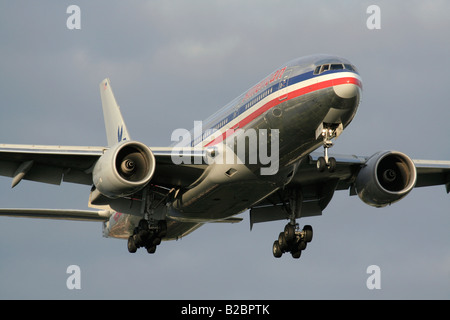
top-left (0, 144), bottom-right (207, 222)
top-left (249, 151), bottom-right (450, 228)
top-left (0, 144), bottom-right (207, 189)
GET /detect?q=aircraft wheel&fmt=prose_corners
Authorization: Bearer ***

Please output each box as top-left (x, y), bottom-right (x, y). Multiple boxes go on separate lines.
top-left (146, 245), bottom-right (156, 254)
top-left (297, 240), bottom-right (307, 251)
top-left (317, 157), bottom-right (326, 172)
top-left (291, 250), bottom-right (301, 259)
top-left (127, 236), bottom-right (137, 253)
top-left (278, 232), bottom-right (288, 252)
top-left (303, 225), bottom-right (313, 243)
top-left (328, 157), bottom-right (336, 173)
top-left (153, 237), bottom-right (161, 246)
top-left (284, 224), bottom-right (295, 242)
top-left (273, 241), bottom-right (282, 258)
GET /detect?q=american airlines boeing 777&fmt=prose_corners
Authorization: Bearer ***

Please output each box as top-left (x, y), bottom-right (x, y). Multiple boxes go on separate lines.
top-left (1, 54), bottom-right (449, 259)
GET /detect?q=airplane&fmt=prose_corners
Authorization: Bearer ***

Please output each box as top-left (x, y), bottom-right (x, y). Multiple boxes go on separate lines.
top-left (1, 54), bottom-right (450, 259)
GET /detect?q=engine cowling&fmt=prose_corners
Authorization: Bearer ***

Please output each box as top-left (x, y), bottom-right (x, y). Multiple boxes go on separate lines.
top-left (93, 141), bottom-right (156, 198)
top-left (355, 151), bottom-right (417, 207)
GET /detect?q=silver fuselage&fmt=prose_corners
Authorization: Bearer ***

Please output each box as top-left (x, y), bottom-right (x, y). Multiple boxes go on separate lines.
top-left (106, 54), bottom-right (362, 240)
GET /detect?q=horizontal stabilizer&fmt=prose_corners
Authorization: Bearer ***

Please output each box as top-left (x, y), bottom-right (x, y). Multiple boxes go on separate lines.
top-left (0, 208), bottom-right (112, 222)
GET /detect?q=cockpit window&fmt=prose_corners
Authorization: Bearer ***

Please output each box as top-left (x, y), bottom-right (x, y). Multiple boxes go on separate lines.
top-left (330, 63), bottom-right (344, 70)
top-left (313, 64), bottom-right (330, 74)
top-left (314, 66), bottom-right (321, 74)
top-left (344, 64), bottom-right (357, 72)
top-left (314, 63), bottom-right (358, 75)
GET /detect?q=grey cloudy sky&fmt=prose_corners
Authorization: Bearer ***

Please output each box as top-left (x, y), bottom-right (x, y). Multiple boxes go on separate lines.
top-left (0, 1), bottom-right (450, 299)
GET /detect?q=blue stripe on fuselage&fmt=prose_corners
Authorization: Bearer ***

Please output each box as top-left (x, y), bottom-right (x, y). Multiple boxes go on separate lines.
top-left (189, 68), bottom-right (357, 147)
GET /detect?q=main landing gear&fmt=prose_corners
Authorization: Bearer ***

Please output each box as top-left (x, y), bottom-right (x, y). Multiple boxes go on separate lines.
top-left (127, 186), bottom-right (169, 254)
top-left (127, 219), bottom-right (167, 254)
top-left (272, 223), bottom-right (313, 259)
top-left (316, 123), bottom-right (342, 173)
top-left (272, 188), bottom-right (313, 259)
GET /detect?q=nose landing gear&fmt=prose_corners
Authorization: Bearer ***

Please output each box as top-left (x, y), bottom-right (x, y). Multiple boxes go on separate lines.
top-left (316, 123), bottom-right (343, 173)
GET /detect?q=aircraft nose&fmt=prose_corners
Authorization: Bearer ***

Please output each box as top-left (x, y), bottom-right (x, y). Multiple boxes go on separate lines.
top-left (333, 80), bottom-right (361, 99)
top-left (327, 76), bottom-right (362, 127)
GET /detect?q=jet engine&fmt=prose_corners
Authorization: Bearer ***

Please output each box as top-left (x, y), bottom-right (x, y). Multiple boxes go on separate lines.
top-left (355, 151), bottom-right (417, 207)
top-left (93, 141), bottom-right (156, 198)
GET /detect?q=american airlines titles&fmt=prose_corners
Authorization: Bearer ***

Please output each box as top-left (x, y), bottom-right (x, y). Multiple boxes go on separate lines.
top-left (242, 66), bottom-right (286, 103)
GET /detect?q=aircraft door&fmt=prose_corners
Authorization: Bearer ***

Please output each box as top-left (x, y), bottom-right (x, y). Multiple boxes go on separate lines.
top-left (278, 69), bottom-right (292, 101)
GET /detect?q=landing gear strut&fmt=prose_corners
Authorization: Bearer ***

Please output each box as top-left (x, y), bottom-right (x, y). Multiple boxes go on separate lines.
top-left (316, 123), bottom-right (342, 173)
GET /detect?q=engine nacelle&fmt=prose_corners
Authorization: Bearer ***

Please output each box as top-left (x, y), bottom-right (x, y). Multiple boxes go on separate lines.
top-left (355, 151), bottom-right (417, 207)
top-left (93, 141), bottom-right (156, 198)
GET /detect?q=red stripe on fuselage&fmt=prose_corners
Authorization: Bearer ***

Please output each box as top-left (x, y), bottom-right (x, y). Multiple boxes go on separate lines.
top-left (204, 76), bottom-right (361, 147)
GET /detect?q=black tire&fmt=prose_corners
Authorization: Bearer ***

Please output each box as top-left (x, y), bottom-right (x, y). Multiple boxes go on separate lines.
top-left (291, 250), bottom-right (301, 259)
top-left (146, 245), bottom-right (156, 254)
top-left (127, 236), bottom-right (137, 253)
top-left (133, 233), bottom-right (143, 248)
top-left (303, 225), bottom-right (313, 243)
top-left (273, 241), bottom-right (282, 258)
top-left (278, 232), bottom-right (288, 252)
top-left (153, 237), bottom-right (161, 246)
top-left (297, 240), bottom-right (307, 251)
top-left (328, 157), bottom-right (336, 173)
top-left (284, 224), bottom-right (295, 242)
top-left (317, 157), bottom-right (326, 172)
